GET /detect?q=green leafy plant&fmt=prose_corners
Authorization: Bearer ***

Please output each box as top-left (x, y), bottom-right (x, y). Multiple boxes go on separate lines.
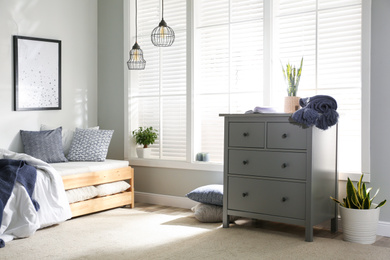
top-left (330, 174), bottom-right (386, 209)
top-left (281, 57), bottom-right (303, 96)
top-left (132, 127), bottom-right (158, 148)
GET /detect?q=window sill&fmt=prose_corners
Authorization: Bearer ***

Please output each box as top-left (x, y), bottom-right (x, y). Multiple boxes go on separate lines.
top-left (128, 157), bottom-right (223, 172)
top-left (127, 158), bottom-right (368, 181)
top-left (339, 172), bottom-right (370, 182)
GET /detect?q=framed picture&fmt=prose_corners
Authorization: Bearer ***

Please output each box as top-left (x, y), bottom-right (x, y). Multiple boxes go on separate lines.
top-left (13, 35), bottom-right (61, 111)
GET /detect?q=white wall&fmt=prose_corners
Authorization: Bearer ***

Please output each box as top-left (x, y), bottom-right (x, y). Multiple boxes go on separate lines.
top-left (370, 0), bottom-right (390, 223)
top-left (0, 0), bottom-right (98, 152)
top-left (97, 0), bottom-right (125, 160)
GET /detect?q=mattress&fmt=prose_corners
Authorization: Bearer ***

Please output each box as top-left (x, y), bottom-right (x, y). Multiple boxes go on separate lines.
top-left (66, 181), bottom-right (130, 204)
top-left (50, 159), bottom-right (129, 176)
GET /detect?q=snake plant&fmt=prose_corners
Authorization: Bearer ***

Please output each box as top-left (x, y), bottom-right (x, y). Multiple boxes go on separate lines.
top-left (330, 174), bottom-right (386, 209)
top-left (281, 57), bottom-right (303, 96)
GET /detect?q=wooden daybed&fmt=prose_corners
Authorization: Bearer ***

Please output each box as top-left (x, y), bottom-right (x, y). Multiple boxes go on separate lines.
top-left (60, 165), bottom-right (134, 217)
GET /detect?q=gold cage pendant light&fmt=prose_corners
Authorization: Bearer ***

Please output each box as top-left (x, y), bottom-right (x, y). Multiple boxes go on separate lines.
top-left (151, 0), bottom-right (175, 47)
top-left (127, 0), bottom-right (146, 70)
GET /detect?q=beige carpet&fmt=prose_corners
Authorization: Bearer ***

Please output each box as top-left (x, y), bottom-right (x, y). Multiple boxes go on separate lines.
top-left (2, 204), bottom-right (390, 260)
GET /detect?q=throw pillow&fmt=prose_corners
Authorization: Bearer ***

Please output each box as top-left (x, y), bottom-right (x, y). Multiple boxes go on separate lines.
top-left (95, 181), bottom-right (130, 197)
top-left (191, 203), bottom-right (223, 223)
top-left (40, 124), bottom-right (99, 156)
top-left (191, 203), bottom-right (239, 223)
top-left (66, 186), bottom-right (99, 204)
top-left (67, 129), bottom-right (114, 162)
top-left (20, 127), bottom-right (68, 163)
top-left (186, 184), bottom-right (223, 206)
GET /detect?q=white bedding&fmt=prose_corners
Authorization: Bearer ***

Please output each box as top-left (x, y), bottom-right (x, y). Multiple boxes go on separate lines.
top-left (50, 160), bottom-right (129, 176)
top-left (66, 185), bottom-right (99, 204)
top-left (65, 181), bottom-right (130, 204)
top-left (0, 149), bottom-right (72, 245)
top-left (95, 181), bottom-right (130, 197)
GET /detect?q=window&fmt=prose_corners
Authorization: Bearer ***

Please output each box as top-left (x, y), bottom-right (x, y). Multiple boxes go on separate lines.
top-left (129, 0), bottom-right (187, 161)
top-left (127, 0), bottom-right (369, 175)
top-left (272, 0), bottom-right (364, 174)
top-left (194, 0), bottom-right (264, 163)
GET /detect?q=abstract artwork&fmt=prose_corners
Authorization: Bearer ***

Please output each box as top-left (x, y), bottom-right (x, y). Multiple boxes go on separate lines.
top-left (13, 36), bottom-right (61, 111)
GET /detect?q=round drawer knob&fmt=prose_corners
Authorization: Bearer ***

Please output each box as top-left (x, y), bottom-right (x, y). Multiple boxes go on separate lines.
top-left (282, 197), bottom-right (288, 202)
top-left (242, 192), bottom-right (249, 197)
top-left (243, 132), bottom-right (249, 137)
top-left (281, 163), bottom-right (287, 168)
top-left (282, 133), bottom-right (288, 139)
top-left (242, 160), bottom-right (249, 165)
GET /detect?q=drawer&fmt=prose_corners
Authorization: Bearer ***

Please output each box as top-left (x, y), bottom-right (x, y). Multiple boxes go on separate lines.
top-left (228, 150), bottom-right (306, 180)
top-left (229, 122), bottom-right (265, 148)
top-left (267, 122), bottom-right (307, 149)
top-left (228, 177), bottom-right (305, 219)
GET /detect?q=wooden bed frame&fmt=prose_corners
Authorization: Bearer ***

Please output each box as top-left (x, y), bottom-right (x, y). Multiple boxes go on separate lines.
top-left (61, 166), bottom-right (134, 217)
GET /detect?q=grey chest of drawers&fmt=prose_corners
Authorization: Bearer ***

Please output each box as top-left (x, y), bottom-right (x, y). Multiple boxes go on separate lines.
top-left (221, 114), bottom-right (338, 242)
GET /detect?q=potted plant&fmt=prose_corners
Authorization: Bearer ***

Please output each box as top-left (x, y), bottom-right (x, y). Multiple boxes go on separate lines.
top-left (330, 174), bottom-right (386, 244)
top-left (281, 57), bottom-right (303, 113)
top-left (132, 126), bottom-right (158, 158)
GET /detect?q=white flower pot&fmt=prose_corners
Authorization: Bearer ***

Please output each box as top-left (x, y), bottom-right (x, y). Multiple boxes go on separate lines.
top-left (136, 148), bottom-right (152, 158)
top-left (339, 204), bottom-right (380, 244)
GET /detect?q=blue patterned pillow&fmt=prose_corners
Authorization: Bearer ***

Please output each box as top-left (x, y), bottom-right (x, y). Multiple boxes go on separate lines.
top-left (186, 185), bottom-right (223, 206)
top-left (20, 127), bottom-right (68, 163)
top-left (67, 129), bottom-right (114, 161)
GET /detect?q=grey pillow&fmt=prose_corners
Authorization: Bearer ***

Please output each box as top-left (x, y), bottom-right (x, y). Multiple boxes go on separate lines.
top-left (191, 203), bottom-right (238, 223)
top-left (191, 203), bottom-right (223, 223)
top-left (186, 184), bottom-right (223, 206)
top-left (20, 127), bottom-right (68, 163)
top-left (67, 129), bottom-right (114, 161)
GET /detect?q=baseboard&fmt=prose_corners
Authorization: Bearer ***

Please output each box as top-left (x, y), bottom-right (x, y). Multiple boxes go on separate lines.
top-left (135, 192), bottom-right (390, 238)
top-left (135, 191), bottom-right (197, 209)
top-left (377, 221), bottom-right (390, 237)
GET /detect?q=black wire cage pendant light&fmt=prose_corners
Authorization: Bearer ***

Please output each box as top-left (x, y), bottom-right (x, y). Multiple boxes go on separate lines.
top-left (151, 0), bottom-right (175, 47)
top-left (127, 0), bottom-right (146, 70)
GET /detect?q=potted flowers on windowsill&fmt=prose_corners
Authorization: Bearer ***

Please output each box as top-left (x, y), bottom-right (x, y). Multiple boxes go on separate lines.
top-left (330, 174), bottom-right (386, 244)
top-left (132, 126), bottom-right (158, 158)
top-left (281, 57), bottom-right (303, 113)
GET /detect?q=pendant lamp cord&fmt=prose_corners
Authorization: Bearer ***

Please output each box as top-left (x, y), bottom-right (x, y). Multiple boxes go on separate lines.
top-left (135, 0), bottom-right (138, 43)
top-left (162, 0), bottom-right (164, 20)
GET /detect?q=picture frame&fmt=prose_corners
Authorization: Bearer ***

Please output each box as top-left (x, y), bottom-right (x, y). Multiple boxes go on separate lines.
top-left (13, 35), bottom-right (62, 111)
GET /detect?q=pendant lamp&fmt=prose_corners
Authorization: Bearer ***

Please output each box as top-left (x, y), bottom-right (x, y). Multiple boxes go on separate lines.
top-left (127, 0), bottom-right (146, 70)
top-left (151, 0), bottom-right (175, 47)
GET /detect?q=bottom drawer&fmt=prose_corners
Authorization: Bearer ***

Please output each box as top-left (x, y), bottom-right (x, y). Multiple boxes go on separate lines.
top-left (228, 177), bottom-right (305, 219)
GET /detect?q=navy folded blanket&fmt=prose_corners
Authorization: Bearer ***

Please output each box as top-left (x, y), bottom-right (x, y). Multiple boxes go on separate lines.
top-left (291, 95), bottom-right (339, 130)
top-left (0, 159), bottom-right (40, 248)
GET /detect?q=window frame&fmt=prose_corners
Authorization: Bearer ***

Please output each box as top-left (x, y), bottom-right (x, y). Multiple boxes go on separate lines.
top-left (124, 0), bottom-right (371, 180)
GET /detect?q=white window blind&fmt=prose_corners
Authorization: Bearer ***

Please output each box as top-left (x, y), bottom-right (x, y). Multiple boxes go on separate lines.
top-left (127, 0), bottom-right (367, 174)
top-left (273, 0), bottom-right (363, 173)
top-left (129, 0), bottom-right (187, 160)
top-left (194, 0), bottom-right (264, 163)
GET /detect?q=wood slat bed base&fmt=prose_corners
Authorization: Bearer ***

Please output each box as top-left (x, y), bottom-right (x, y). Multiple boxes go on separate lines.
top-left (61, 166), bottom-right (135, 217)
top-left (62, 166), bottom-right (133, 190)
top-left (69, 191), bottom-right (133, 217)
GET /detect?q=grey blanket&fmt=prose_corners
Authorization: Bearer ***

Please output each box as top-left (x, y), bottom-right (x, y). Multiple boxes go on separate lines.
top-left (0, 159), bottom-right (39, 248)
top-left (291, 95), bottom-right (339, 130)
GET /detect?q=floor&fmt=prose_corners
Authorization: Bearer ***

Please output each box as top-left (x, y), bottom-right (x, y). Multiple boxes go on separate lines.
top-left (136, 202), bottom-right (390, 248)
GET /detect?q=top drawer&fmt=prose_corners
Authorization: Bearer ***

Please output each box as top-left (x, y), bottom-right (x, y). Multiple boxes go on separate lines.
top-left (267, 122), bottom-right (307, 150)
top-left (229, 122), bottom-right (265, 148)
